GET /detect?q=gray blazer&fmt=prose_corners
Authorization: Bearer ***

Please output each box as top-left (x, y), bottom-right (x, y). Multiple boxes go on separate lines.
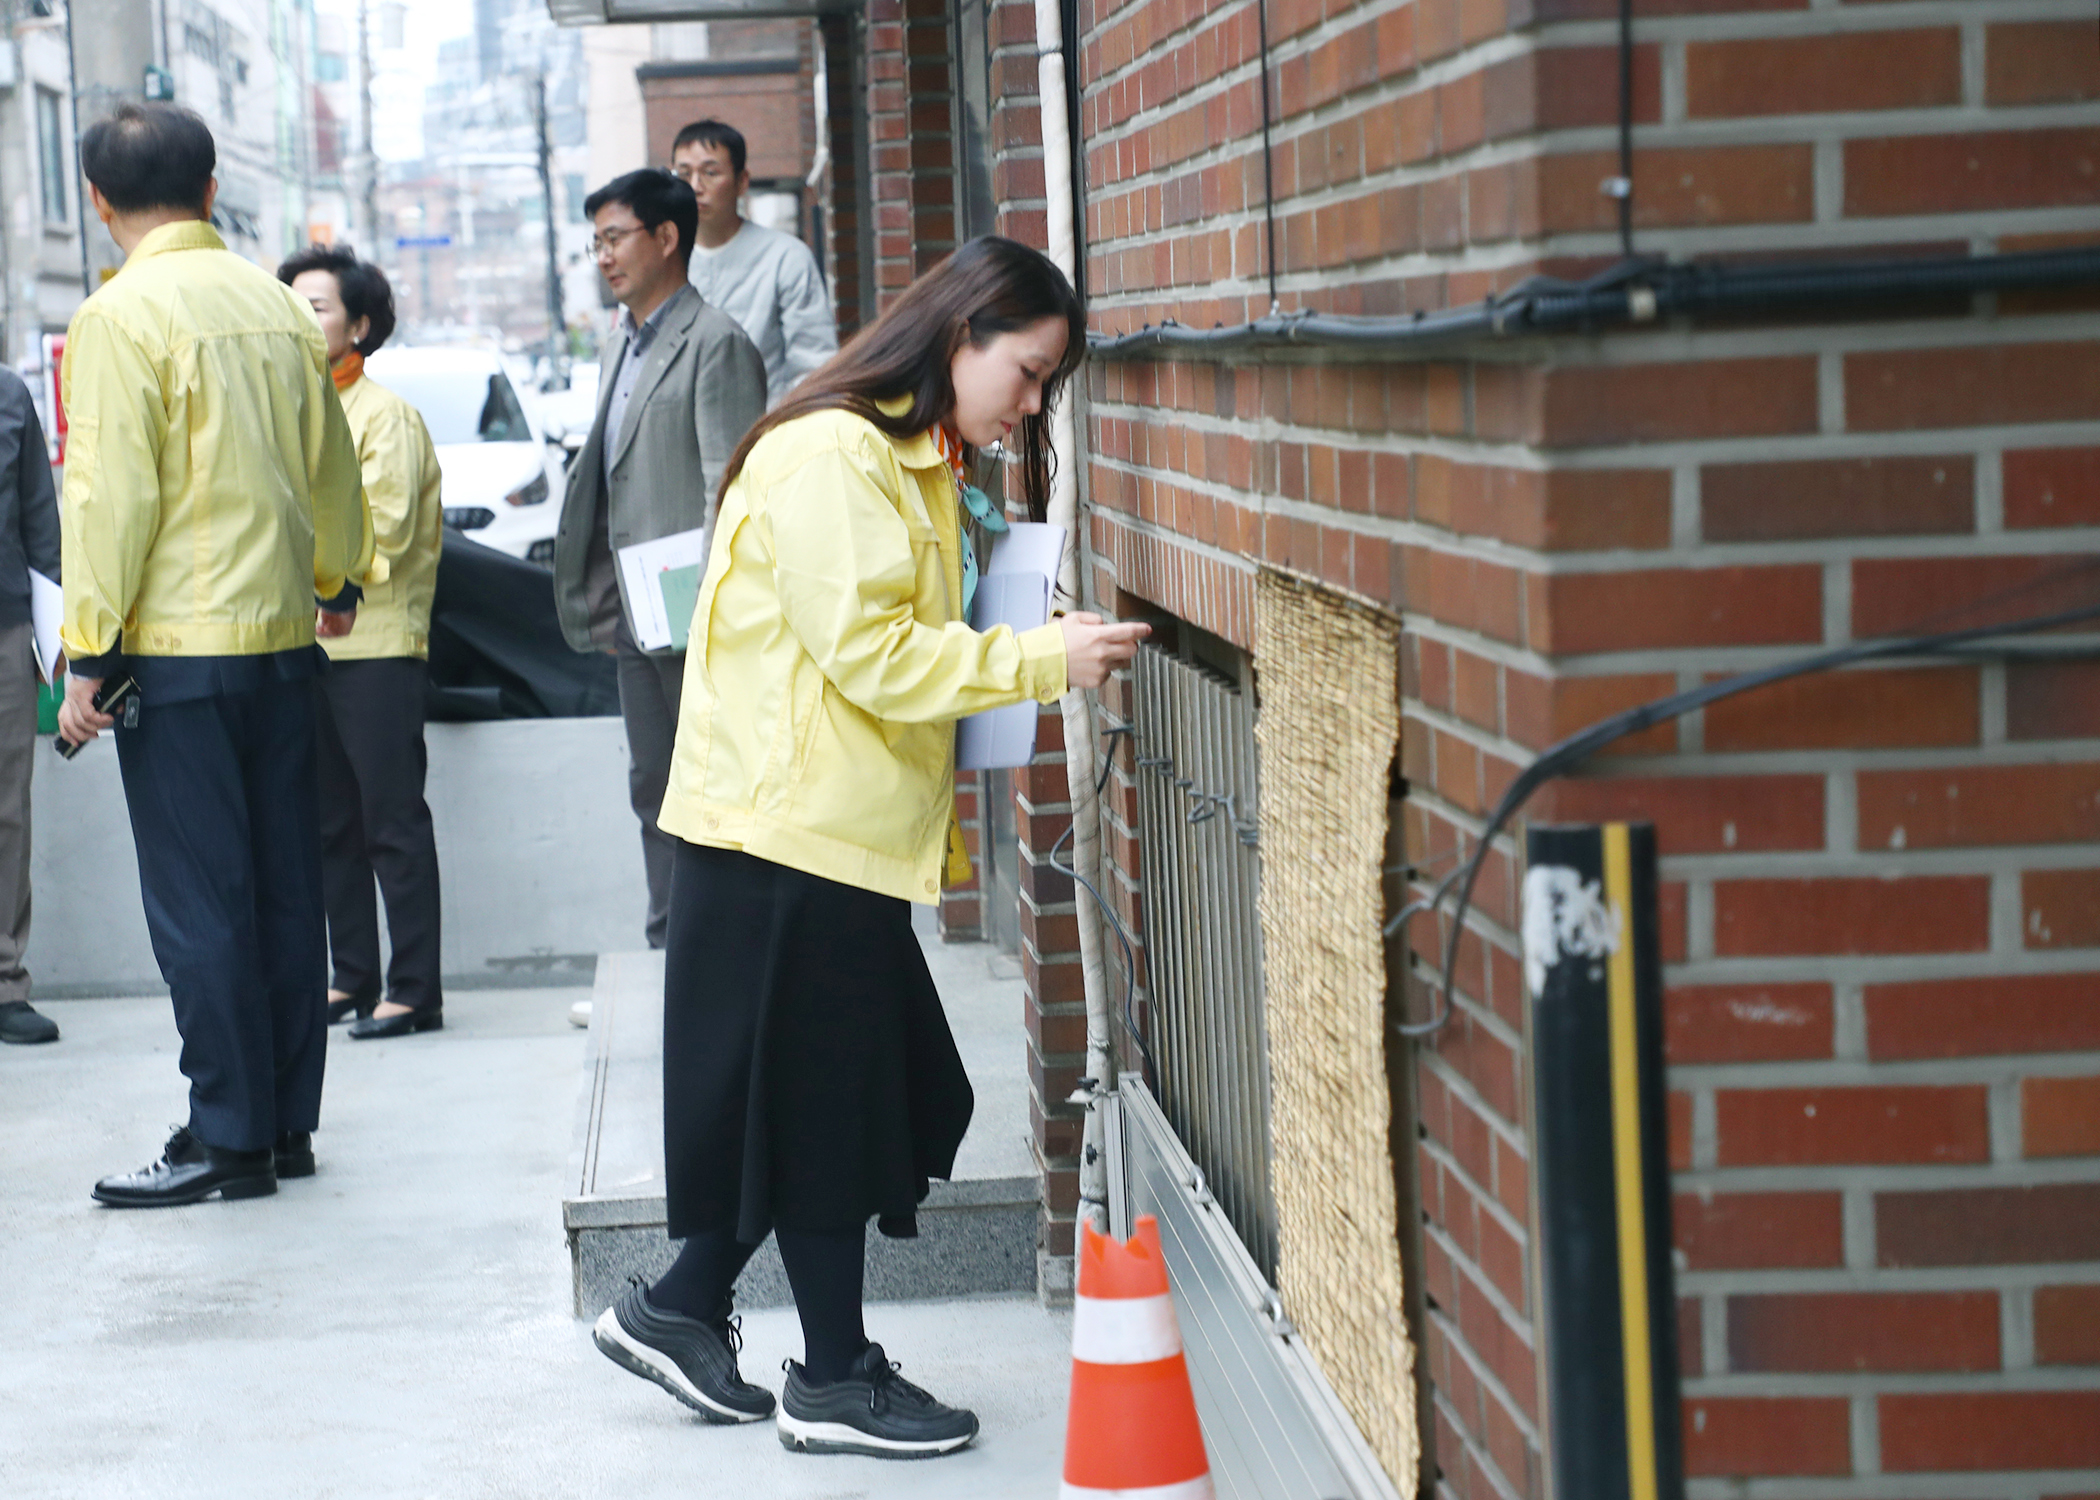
top-left (0, 365), bottom-right (58, 627)
top-left (553, 285), bottom-right (767, 655)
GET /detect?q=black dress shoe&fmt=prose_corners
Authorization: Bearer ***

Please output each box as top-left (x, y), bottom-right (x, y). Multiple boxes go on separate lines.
top-left (93, 1126), bottom-right (276, 1207)
top-left (326, 983), bottom-right (379, 1025)
top-left (0, 999), bottom-right (58, 1044)
top-left (347, 1005), bottom-right (442, 1040)
top-left (275, 1131), bottom-right (315, 1179)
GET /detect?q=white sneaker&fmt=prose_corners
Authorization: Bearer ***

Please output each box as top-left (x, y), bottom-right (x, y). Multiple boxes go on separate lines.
top-left (568, 999), bottom-right (592, 1029)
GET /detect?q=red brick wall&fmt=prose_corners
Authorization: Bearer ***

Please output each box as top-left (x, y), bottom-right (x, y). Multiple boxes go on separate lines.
top-left (1063, 0), bottom-right (2100, 1495)
top-left (867, 0), bottom-right (2100, 1483)
top-left (865, 0), bottom-right (916, 308)
top-left (640, 67), bottom-right (808, 182)
top-left (905, 0), bottom-right (961, 270)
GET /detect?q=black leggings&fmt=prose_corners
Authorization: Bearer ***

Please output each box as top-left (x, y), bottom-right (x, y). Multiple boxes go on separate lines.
top-left (648, 1224), bottom-right (868, 1384)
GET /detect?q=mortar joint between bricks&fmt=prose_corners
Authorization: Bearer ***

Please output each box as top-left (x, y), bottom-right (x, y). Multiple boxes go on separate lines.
top-left (2003, 1285), bottom-right (2035, 1371)
top-left (1851, 1393), bottom-right (1880, 1477)
top-left (1988, 1077), bottom-right (2024, 1165)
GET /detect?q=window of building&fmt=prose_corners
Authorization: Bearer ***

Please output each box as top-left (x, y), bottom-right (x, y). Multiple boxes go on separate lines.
top-left (316, 52), bottom-right (346, 83)
top-left (951, 0), bottom-right (995, 242)
top-left (651, 22), bottom-right (709, 63)
top-left (36, 88), bottom-right (66, 224)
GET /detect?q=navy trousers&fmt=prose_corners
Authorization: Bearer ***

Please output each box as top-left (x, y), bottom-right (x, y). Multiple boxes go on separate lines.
top-left (315, 658), bottom-right (442, 1012)
top-left (115, 685), bottom-right (328, 1152)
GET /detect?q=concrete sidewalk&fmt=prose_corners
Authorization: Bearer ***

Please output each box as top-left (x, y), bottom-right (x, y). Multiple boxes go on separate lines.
top-left (0, 988), bottom-right (1072, 1499)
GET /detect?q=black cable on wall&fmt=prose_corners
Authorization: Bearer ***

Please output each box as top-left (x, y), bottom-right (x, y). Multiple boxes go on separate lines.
top-left (1396, 563), bottom-right (2100, 1038)
top-left (1088, 245), bottom-right (2100, 358)
top-left (1253, 0), bottom-right (1281, 315)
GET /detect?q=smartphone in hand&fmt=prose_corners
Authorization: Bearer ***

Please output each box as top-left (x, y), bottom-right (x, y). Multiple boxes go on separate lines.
top-left (55, 675), bottom-right (140, 760)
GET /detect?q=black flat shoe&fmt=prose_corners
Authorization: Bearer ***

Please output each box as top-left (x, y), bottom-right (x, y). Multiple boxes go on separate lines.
top-left (93, 1126), bottom-right (276, 1207)
top-left (326, 984), bottom-right (379, 1025)
top-left (275, 1131), bottom-right (315, 1179)
top-left (347, 1006), bottom-right (442, 1040)
top-left (0, 999), bottom-right (58, 1044)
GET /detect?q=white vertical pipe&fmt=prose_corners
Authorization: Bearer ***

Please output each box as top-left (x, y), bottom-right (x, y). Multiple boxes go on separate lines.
top-left (807, 28), bottom-right (831, 195)
top-left (1034, 0), bottom-right (1115, 1238)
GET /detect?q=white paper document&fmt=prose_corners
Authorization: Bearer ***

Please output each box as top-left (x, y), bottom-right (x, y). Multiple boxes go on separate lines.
top-left (616, 527), bottom-right (712, 652)
top-left (957, 522), bottom-right (1065, 771)
top-left (28, 569), bottom-right (62, 683)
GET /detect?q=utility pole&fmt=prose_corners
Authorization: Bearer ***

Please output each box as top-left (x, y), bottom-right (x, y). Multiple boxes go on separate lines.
top-left (533, 72), bottom-right (565, 390)
top-left (65, 0), bottom-right (91, 299)
top-left (357, 0), bottom-right (378, 250)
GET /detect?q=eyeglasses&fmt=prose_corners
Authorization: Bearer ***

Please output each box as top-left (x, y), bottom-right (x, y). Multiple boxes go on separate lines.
top-left (674, 164), bottom-right (733, 186)
top-left (590, 224), bottom-right (647, 258)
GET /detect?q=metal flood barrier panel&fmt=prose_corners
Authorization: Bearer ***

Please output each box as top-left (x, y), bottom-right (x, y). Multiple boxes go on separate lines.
top-left (1107, 1079), bottom-right (1406, 1500)
top-left (1131, 642), bottom-right (1277, 1281)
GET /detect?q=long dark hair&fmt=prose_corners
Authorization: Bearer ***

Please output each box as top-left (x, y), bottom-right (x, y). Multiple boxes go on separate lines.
top-left (717, 236), bottom-right (1085, 521)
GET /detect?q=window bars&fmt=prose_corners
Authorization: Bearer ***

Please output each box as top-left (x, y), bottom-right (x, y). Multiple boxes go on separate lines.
top-left (1131, 643), bottom-right (1278, 1281)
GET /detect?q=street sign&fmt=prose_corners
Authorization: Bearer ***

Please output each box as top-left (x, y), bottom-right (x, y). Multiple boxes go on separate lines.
top-left (395, 235), bottom-right (453, 249)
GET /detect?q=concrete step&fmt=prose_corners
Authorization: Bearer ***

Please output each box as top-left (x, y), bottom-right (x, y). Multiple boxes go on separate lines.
top-left (564, 948), bottom-right (1040, 1319)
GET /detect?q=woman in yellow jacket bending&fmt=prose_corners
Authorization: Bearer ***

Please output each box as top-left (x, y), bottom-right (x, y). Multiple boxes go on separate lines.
top-left (279, 246), bottom-right (446, 1040)
top-left (589, 238), bottom-right (1145, 1456)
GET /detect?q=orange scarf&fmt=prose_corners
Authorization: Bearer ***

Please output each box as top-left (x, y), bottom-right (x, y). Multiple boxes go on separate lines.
top-left (930, 423), bottom-right (969, 487)
top-left (332, 350), bottom-right (364, 392)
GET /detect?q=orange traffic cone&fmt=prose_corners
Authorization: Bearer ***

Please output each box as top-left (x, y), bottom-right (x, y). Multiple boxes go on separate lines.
top-left (1061, 1215), bottom-right (1215, 1500)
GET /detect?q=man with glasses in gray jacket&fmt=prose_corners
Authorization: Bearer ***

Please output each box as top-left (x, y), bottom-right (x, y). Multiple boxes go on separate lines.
top-left (553, 169), bottom-right (766, 952)
top-left (0, 365), bottom-right (59, 1046)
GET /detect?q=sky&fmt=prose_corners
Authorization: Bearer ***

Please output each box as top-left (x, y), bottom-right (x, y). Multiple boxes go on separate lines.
top-left (312, 0), bottom-right (478, 160)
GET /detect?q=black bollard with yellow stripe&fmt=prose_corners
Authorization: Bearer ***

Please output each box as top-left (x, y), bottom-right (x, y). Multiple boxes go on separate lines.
top-left (1524, 821), bottom-right (1685, 1500)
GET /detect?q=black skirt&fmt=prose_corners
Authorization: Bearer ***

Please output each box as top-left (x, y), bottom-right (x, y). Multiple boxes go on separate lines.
top-left (661, 841), bottom-right (975, 1245)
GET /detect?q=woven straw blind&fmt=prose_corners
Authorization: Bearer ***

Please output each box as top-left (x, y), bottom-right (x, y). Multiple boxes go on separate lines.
top-left (1253, 566), bottom-right (1419, 1495)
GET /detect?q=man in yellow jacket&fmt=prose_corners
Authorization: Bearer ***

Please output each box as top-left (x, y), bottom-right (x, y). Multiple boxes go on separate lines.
top-left (54, 103), bottom-right (371, 1207)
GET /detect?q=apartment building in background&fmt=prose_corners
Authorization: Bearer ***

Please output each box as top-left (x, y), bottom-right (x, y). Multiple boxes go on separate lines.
top-left (0, 4), bottom-right (90, 374)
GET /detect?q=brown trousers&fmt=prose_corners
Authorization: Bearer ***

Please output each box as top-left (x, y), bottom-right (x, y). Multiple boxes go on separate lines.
top-left (0, 621), bottom-right (38, 1001)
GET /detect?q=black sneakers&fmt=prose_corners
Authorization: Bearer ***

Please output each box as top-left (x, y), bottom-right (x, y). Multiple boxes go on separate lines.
top-left (595, 1289), bottom-right (977, 1458)
top-left (776, 1343), bottom-right (980, 1459)
top-left (593, 1280), bottom-right (775, 1423)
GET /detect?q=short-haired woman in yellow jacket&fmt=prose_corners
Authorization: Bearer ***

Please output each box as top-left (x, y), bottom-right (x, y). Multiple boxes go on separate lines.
top-left (278, 246), bottom-right (446, 1042)
top-left (589, 237), bottom-right (1146, 1457)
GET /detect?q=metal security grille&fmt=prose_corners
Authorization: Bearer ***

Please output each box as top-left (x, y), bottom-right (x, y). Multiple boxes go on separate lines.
top-left (1132, 643), bottom-right (1277, 1281)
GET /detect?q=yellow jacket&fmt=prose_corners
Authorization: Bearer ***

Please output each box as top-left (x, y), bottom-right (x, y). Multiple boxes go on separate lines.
top-left (327, 371), bottom-right (442, 661)
top-left (658, 402), bottom-right (1067, 904)
top-left (59, 220), bottom-right (370, 662)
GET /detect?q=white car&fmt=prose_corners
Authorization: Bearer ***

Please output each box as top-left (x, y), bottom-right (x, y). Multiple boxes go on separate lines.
top-left (364, 347), bottom-right (563, 564)
top-left (534, 361), bottom-right (600, 469)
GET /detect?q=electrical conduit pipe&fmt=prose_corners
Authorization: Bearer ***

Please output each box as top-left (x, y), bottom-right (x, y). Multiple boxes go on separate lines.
top-left (1033, 0), bottom-right (1117, 1245)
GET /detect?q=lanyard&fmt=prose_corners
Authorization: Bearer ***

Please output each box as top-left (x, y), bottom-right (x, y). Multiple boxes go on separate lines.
top-left (932, 425), bottom-right (1009, 615)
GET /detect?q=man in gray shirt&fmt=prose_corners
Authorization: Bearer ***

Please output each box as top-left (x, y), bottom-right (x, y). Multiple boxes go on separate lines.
top-left (0, 365), bottom-right (60, 1044)
top-left (672, 119), bottom-right (837, 405)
